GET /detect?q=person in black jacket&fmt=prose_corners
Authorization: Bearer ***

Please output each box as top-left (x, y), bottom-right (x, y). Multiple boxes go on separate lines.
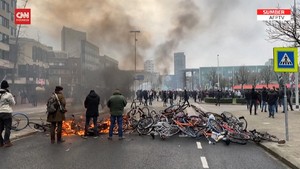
top-left (261, 87), bottom-right (268, 112)
top-left (183, 89), bottom-right (190, 107)
top-left (267, 88), bottom-right (277, 118)
top-left (244, 90), bottom-right (251, 110)
top-left (83, 90), bottom-right (100, 139)
top-left (250, 86), bottom-right (259, 115)
top-left (286, 88), bottom-right (294, 112)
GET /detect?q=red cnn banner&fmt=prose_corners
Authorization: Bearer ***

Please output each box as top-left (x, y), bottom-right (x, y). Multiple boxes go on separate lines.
top-left (15, 9), bottom-right (31, 24)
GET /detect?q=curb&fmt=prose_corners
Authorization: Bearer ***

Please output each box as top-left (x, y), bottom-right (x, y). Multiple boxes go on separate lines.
top-left (257, 143), bottom-right (299, 169)
top-left (11, 130), bottom-right (38, 142)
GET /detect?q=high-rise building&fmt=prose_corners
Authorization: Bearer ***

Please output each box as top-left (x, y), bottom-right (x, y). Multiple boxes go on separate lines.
top-left (61, 26), bottom-right (86, 57)
top-left (0, 0), bottom-right (16, 79)
top-left (174, 52), bottom-right (186, 89)
top-left (144, 60), bottom-right (154, 72)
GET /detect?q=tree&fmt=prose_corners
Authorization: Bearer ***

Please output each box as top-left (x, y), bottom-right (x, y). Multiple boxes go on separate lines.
top-left (235, 66), bottom-right (250, 92)
top-left (220, 76), bottom-right (230, 90)
top-left (260, 66), bottom-right (276, 87)
top-left (265, 4), bottom-right (300, 46)
top-left (249, 72), bottom-right (260, 86)
top-left (206, 68), bottom-right (217, 89)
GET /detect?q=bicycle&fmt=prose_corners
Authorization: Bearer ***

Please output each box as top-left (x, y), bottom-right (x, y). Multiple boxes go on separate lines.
top-left (28, 118), bottom-right (51, 132)
top-left (149, 121), bottom-right (180, 140)
top-left (248, 129), bottom-right (285, 144)
top-left (11, 112), bottom-right (29, 131)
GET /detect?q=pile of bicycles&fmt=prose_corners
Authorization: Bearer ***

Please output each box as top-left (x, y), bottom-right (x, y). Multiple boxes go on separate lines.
top-left (135, 104), bottom-right (285, 145)
top-left (136, 103), bottom-right (231, 144)
top-left (191, 105), bottom-right (285, 145)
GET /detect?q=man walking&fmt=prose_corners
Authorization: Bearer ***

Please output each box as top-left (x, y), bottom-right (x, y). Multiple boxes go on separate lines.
top-left (82, 90), bottom-right (100, 139)
top-left (107, 89), bottom-right (127, 140)
top-left (0, 80), bottom-right (15, 147)
top-left (183, 89), bottom-right (190, 106)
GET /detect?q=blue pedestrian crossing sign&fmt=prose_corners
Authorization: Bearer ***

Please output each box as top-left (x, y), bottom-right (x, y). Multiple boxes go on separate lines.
top-left (273, 47), bottom-right (298, 72)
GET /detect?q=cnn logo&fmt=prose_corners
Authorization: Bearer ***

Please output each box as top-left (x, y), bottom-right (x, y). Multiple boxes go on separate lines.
top-left (16, 12), bottom-right (30, 19)
top-left (15, 8), bottom-right (31, 24)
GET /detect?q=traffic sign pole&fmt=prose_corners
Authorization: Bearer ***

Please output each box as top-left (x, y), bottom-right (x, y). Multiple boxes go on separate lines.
top-left (296, 72), bottom-right (299, 109)
top-left (283, 74), bottom-right (289, 141)
top-left (274, 47), bottom-right (298, 142)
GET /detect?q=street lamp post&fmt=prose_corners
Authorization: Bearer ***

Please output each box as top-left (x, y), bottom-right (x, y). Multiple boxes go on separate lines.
top-left (130, 30), bottom-right (140, 95)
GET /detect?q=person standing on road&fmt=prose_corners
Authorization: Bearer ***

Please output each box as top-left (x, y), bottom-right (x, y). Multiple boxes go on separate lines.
top-left (249, 86), bottom-right (259, 115)
top-left (82, 90), bottom-right (100, 139)
top-left (183, 89), bottom-right (190, 106)
top-left (47, 86), bottom-right (67, 144)
top-left (107, 89), bottom-right (127, 140)
top-left (244, 90), bottom-right (251, 110)
top-left (261, 87), bottom-right (268, 112)
top-left (215, 90), bottom-right (221, 106)
top-left (0, 80), bottom-right (15, 147)
top-left (267, 88), bottom-right (277, 118)
top-left (286, 88), bottom-right (294, 112)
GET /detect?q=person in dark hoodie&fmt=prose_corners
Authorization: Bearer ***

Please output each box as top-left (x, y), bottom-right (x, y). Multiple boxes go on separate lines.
top-left (82, 90), bottom-right (100, 139)
top-left (0, 80), bottom-right (16, 147)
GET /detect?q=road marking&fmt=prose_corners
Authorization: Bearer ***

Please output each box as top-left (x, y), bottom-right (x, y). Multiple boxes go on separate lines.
top-left (200, 156), bottom-right (209, 168)
top-left (196, 142), bottom-right (202, 149)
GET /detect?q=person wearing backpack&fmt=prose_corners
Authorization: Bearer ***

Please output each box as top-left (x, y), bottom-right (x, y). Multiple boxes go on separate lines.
top-left (0, 80), bottom-right (15, 147)
top-left (47, 86), bottom-right (67, 144)
top-left (82, 90), bottom-right (100, 139)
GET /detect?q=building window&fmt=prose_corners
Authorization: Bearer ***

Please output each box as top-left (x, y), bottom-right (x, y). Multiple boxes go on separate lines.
top-left (10, 12), bottom-right (13, 21)
top-left (2, 1), bottom-right (5, 10)
top-left (0, 33), bottom-right (9, 44)
top-left (0, 15), bottom-right (9, 28)
top-left (6, 2), bottom-right (9, 13)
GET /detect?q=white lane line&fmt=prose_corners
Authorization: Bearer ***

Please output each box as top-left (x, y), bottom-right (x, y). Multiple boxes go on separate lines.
top-left (200, 156), bottom-right (209, 168)
top-left (196, 142), bottom-right (202, 149)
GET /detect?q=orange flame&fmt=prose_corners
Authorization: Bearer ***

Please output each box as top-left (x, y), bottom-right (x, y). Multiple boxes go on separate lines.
top-left (62, 117), bottom-right (113, 136)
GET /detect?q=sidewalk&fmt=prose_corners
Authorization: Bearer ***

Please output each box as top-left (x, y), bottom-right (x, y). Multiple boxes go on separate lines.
top-left (187, 103), bottom-right (300, 169)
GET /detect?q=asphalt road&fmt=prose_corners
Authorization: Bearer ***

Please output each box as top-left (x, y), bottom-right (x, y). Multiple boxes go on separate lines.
top-left (0, 133), bottom-right (290, 169)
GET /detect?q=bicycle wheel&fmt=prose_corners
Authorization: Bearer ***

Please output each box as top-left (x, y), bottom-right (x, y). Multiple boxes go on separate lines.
top-left (28, 122), bottom-right (46, 132)
top-left (228, 137), bottom-right (248, 145)
top-left (227, 132), bottom-right (249, 145)
top-left (260, 132), bottom-right (285, 143)
top-left (137, 125), bottom-right (153, 135)
top-left (237, 117), bottom-right (248, 131)
top-left (12, 113), bottom-right (29, 131)
top-left (168, 125), bottom-right (180, 136)
top-left (181, 127), bottom-right (197, 138)
top-left (137, 117), bottom-right (154, 131)
top-left (160, 124), bottom-right (180, 137)
top-left (141, 107), bottom-right (150, 116)
top-left (208, 119), bottom-right (224, 133)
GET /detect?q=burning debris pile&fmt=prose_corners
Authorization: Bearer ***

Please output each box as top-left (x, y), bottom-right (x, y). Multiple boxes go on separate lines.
top-left (61, 115), bottom-right (112, 136)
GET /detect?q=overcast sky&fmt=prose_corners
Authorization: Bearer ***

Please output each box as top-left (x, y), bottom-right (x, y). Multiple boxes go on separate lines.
top-left (23, 0), bottom-right (296, 74)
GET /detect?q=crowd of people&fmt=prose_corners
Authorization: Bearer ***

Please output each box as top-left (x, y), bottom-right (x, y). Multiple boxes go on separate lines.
top-left (244, 86), bottom-right (294, 118)
top-left (135, 89), bottom-right (235, 107)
